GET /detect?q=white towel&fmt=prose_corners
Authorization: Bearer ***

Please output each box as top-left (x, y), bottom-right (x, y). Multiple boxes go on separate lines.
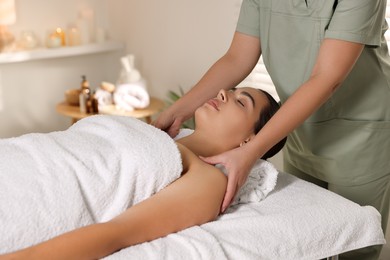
top-left (105, 172), bottom-right (385, 260)
top-left (0, 115), bottom-right (182, 254)
top-left (95, 88), bottom-right (113, 107)
top-left (114, 83), bottom-right (150, 111)
top-left (215, 160), bottom-right (278, 205)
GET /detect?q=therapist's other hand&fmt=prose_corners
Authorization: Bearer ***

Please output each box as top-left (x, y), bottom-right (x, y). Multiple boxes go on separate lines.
top-left (152, 109), bottom-right (184, 138)
top-left (200, 145), bottom-right (258, 213)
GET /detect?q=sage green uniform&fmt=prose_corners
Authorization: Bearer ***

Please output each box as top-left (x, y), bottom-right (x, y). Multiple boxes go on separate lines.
top-left (237, 0), bottom-right (390, 259)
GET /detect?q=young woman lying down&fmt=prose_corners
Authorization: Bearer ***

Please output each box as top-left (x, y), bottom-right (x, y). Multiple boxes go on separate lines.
top-left (0, 87), bottom-right (286, 260)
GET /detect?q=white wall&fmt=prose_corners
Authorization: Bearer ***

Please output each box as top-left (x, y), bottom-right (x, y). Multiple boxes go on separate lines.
top-left (106, 0), bottom-right (242, 98)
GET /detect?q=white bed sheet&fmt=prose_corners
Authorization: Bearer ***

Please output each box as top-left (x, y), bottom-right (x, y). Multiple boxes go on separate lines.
top-left (105, 171), bottom-right (385, 260)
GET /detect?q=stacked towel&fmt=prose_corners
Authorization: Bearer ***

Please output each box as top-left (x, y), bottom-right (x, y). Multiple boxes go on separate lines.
top-left (114, 83), bottom-right (150, 111)
top-left (0, 115), bottom-right (182, 254)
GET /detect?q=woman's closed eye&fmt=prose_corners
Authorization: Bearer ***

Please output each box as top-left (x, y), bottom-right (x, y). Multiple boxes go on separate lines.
top-left (237, 99), bottom-right (245, 107)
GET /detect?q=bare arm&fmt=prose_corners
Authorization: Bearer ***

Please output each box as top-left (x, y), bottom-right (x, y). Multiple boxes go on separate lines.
top-left (154, 32), bottom-right (261, 136)
top-left (204, 38), bottom-right (365, 212)
top-left (2, 146), bottom-right (227, 260)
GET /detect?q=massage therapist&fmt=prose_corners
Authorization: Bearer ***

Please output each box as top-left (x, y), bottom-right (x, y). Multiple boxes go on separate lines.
top-left (153, 1), bottom-right (390, 259)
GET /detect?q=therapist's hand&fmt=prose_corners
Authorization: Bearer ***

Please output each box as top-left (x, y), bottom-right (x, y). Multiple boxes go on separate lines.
top-left (200, 143), bottom-right (259, 213)
top-left (152, 109), bottom-right (185, 138)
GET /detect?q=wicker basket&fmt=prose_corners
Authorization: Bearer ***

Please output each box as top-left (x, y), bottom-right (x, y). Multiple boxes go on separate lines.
top-left (65, 89), bottom-right (81, 106)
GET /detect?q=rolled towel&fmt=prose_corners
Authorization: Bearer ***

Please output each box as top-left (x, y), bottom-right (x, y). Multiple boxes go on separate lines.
top-left (95, 89), bottom-right (113, 107)
top-left (114, 83), bottom-right (150, 111)
top-left (215, 160), bottom-right (278, 206)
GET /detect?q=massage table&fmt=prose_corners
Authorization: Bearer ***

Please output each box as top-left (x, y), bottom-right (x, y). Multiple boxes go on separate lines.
top-left (104, 170), bottom-right (385, 260)
top-left (0, 116), bottom-right (385, 259)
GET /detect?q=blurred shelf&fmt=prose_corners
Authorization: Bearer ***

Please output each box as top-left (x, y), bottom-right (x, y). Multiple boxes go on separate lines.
top-left (0, 41), bottom-right (124, 64)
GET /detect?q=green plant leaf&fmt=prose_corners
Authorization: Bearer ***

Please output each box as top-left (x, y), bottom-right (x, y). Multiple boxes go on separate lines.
top-left (165, 87), bottom-right (195, 129)
top-left (168, 91), bottom-right (181, 101)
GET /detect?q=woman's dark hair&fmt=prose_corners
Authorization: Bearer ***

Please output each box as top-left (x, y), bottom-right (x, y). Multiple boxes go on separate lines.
top-left (254, 89), bottom-right (287, 160)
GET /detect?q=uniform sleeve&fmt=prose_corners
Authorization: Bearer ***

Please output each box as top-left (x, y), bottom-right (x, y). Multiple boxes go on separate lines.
top-left (236, 0), bottom-right (260, 38)
top-left (325, 0), bottom-right (387, 47)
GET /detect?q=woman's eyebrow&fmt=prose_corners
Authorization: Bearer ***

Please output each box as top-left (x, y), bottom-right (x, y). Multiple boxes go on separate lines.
top-left (240, 91), bottom-right (256, 108)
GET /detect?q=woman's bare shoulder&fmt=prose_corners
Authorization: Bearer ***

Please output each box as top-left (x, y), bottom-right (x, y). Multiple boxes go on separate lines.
top-left (175, 142), bottom-right (201, 172)
top-left (175, 142), bottom-right (226, 178)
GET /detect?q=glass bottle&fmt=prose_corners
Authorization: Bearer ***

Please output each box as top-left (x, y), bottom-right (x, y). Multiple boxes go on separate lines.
top-left (79, 75), bottom-right (90, 113)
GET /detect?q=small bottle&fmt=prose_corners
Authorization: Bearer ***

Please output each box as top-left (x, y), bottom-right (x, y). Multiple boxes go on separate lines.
top-left (90, 90), bottom-right (99, 114)
top-left (79, 75), bottom-right (90, 113)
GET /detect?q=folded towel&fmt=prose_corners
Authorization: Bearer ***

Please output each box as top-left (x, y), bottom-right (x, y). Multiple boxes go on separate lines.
top-left (175, 129), bottom-right (278, 206)
top-left (0, 115), bottom-right (182, 254)
top-left (114, 83), bottom-right (150, 111)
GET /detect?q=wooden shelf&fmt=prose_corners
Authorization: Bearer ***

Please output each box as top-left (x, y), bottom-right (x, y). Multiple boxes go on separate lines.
top-left (0, 41), bottom-right (124, 64)
top-left (56, 97), bottom-right (166, 124)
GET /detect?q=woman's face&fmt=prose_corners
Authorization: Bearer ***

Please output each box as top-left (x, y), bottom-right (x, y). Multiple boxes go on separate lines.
top-left (195, 87), bottom-right (269, 145)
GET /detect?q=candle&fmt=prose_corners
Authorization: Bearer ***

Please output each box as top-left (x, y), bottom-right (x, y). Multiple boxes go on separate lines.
top-left (55, 28), bottom-right (66, 46)
top-left (46, 34), bottom-right (61, 48)
top-left (79, 8), bottom-right (95, 43)
top-left (46, 29), bottom-right (62, 48)
top-left (68, 27), bottom-right (81, 46)
top-left (19, 30), bottom-right (39, 50)
top-left (77, 18), bottom-right (90, 45)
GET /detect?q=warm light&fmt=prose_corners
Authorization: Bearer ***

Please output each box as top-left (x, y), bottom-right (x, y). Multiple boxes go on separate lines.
top-left (0, 0), bottom-right (16, 25)
top-left (0, 0), bottom-right (16, 51)
top-left (55, 27), bottom-right (66, 46)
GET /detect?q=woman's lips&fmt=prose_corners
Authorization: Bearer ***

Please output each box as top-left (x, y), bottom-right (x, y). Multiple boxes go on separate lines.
top-left (206, 99), bottom-right (219, 111)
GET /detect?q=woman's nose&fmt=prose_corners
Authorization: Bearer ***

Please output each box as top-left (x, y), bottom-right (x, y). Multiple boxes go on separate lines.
top-left (218, 89), bottom-right (228, 103)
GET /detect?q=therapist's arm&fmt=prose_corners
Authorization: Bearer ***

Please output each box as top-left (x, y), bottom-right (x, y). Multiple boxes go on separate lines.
top-left (206, 38), bottom-right (364, 212)
top-left (250, 39), bottom-right (364, 158)
top-left (153, 31), bottom-right (261, 137)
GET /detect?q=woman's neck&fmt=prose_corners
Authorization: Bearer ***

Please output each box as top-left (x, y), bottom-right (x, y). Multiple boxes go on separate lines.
top-left (175, 131), bottom-right (228, 157)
